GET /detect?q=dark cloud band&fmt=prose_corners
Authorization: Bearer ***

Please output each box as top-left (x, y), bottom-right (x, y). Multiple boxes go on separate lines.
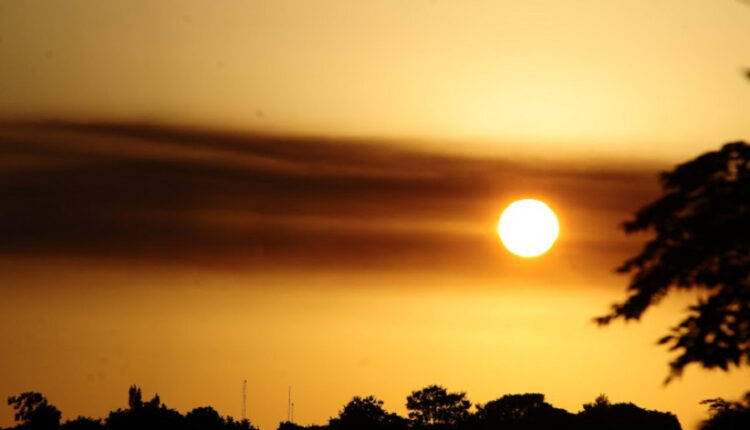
top-left (0, 122), bottom-right (659, 269)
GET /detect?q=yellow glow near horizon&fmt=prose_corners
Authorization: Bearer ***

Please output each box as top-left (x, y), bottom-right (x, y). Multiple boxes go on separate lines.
top-left (0, 1), bottom-right (749, 160)
top-left (497, 199), bottom-right (560, 258)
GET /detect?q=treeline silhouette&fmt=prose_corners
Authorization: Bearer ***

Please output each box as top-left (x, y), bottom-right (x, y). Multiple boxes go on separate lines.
top-left (4, 384), bottom-right (717, 430)
top-left (6, 384), bottom-right (750, 430)
top-left (3, 387), bottom-right (256, 430)
top-left (280, 387), bottom-right (683, 430)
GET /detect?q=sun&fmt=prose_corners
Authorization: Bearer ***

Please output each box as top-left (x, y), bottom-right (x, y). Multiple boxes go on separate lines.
top-left (497, 199), bottom-right (559, 258)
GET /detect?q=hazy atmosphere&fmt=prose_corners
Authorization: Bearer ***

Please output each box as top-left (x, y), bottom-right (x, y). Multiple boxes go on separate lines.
top-left (1, 2), bottom-right (749, 430)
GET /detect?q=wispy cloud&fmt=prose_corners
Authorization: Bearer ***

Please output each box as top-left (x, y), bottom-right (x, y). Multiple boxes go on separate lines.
top-left (0, 122), bottom-right (660, 270)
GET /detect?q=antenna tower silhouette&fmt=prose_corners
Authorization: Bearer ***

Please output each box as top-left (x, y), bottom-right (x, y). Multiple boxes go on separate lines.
top-left (242, 379), bottom-right (247, 421)
top-left (287, 386), bottom-right (292, 422)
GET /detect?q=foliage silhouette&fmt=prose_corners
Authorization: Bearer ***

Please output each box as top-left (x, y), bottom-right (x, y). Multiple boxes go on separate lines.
top-left (105, 389), bottom-right (183, 430)
top-left (577, 394), bottom-right (681, 430)
top-left (185, 407), bottom-right (224, 430)
top-left (699, 392), bottom-right (750, 430)
top-left (328, 396), bottom-right (407, 430)
top-left (60, 417), bottom-right (103, 430)
top-left (223, 418), bottom-right (259, 430)
top-left (406, 385), bottom-right (471, 428)
top-left (1, 385), bottom-right (260, 430)
top-left (127, 386), bottom-right (142, 410)
top-left (277, 422), bottom-right (327, 430)
top-left (7, 392), bottom-right (61, 429)
top-left (473, 393), bottom-right (574, 430)
top-left (581, 394), bottom-right (610, 412)
top-left (3, 386), bottom-right (685, 430)
top-left (596, 142), bottom-right (750, 380)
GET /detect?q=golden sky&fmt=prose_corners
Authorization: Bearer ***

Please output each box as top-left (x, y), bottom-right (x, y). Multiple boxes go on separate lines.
top-left (1, 0), bottom-right (749, 158)
top-left (0, 124), bottom-right (748, 430)
top-left (1, 1), bottom-right (749, 430)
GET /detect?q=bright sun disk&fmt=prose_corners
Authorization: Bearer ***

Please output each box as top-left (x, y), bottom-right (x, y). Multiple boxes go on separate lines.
top-left (497, 199), bottom-right (559, 258)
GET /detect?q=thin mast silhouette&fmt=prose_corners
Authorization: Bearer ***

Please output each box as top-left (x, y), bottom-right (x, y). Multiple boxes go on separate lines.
top-left (287, 386), bottom-right (291, 422)
top-left (242, 379), bottom-right (247, 421)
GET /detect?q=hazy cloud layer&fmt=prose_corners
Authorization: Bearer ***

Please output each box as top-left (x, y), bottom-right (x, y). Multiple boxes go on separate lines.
top-left (0, 122), bottom-right (661, 270)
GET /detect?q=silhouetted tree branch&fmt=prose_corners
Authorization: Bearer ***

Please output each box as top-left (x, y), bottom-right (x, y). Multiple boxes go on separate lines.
top-left (596, 142), bottom-right (750, 381)
top-left (700, 391), bottom-right (750, 430)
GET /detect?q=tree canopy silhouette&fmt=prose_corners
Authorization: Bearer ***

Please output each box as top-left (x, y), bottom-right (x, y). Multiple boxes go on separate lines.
top-left (700, 392), bottom-right (750, 430)
top-left (577, 394), bottom-right (681, 430)
top-left (185, 406), bottom-right (225, 430)
top-left (473, 393), bottom-right (574, 430)
top-left (328, 396), bottom-right (406, 430)
top-left (1, 385), bottom-right (262, 430)
top-left (2, 386), bottom-right (684, 430)
top-left (596, 141), bottom-right (750, 381)
top-left (7, 392), bottom-right (61, 429)
top-left (406, 385), bottom-right (471, 427)
top-left (60, 416), bottom-right (103, 430)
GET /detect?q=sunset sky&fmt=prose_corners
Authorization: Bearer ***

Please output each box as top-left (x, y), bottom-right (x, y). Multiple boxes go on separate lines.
top-left (1, 1), bottom-right (749, 430)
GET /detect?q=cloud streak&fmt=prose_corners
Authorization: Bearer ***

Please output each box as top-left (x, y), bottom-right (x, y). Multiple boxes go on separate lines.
top-left (0, 122), bottom-right (660, 271)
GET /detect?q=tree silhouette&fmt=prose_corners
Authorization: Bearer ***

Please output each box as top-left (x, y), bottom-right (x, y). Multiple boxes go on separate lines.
top-left (61, 416), bottom-right (104, 430)
top-left (3, 386), bottom-right (687, 430)
top-left (224, 417), bottom-right (259, 430)
top-left (7, 392), bottom-right (62, 429)
top-left (2, 386), bottom-right (257, 430)
top-left (406, 385), bottom-right (471, 427)
top-left (476, 393), bottom-right (547, 422)
top-left (596, 142), bottom-right (750, 380)
top-left (128, 386), bottom-right (143, 410)
top-left (277, 422), bottom-right (327, 430)
top-left (577, 394), bottom-right (681, 430)
top-left (700, 392), bottom-right (750, 430)
top-left (581, 394), bottom-right (611, 412)
top-left (185, 406), bottom-right (224, 430)
top-left (329, 396), bottom-right (406, 430)
top-left (106, 386), bottom-right (184, 430)
top-left (473, 393), bottom-right (574, 430)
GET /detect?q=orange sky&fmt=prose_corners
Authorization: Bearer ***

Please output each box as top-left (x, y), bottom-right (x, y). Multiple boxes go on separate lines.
top-left (1, 260), bottom-right (746, 429)
top-left (1, 1), bottom-right (750, 429)
top-left (1, 0), bottom-right (749, 159)
top-left (0, 124), bottom-right (748, 430)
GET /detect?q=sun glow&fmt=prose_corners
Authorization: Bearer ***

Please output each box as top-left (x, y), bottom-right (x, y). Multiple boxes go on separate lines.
top-left (497, 199), bottom-right (559, 258)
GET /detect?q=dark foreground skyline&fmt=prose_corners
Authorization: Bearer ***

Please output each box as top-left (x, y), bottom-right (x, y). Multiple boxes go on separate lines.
top-left (2, 1), bottom-right (748, 430)
top-left (5, 384), bottom-right (688, 430)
